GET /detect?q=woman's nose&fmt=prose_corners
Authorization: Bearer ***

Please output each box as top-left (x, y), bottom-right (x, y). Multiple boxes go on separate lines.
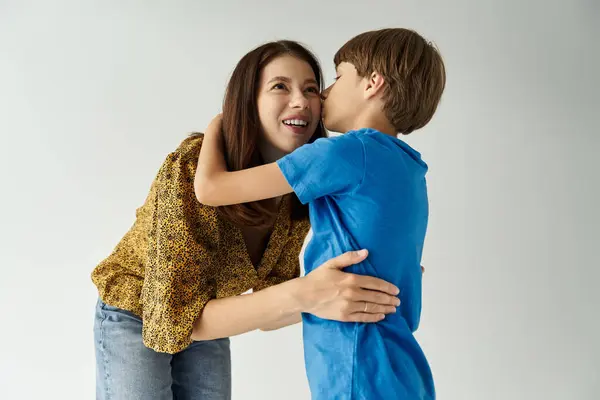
top-left (289, 92), bottom-right (310, 109)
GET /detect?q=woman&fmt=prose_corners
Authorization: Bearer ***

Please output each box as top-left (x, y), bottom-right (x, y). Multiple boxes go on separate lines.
top-left (91, 40), bottom-right (400, 400)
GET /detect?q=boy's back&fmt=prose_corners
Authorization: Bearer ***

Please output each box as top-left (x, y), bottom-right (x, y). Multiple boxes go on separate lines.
top-left (277, 128), bottom-right (434, 399)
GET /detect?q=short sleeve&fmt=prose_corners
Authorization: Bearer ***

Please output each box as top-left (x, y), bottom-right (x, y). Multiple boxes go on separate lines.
top-left (140, 135), bottom-right (219, 354)
top-left (276, 133), bottom-right (365, 204)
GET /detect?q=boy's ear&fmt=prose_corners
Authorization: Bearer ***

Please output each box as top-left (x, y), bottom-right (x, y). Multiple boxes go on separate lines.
top-left (363, 71), bottom-right (386, 100)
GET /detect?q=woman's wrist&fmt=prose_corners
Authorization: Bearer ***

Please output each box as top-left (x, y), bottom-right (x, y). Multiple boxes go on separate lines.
top-left (285, 276), bottom-right (311, 315)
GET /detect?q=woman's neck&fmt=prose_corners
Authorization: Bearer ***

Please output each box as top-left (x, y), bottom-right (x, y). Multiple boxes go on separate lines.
top-left (258, 140), bottom-right (286, 165)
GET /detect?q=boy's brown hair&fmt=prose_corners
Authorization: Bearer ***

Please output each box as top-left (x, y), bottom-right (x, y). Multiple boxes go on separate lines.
top-left (334, 28), bottom-right (446, 134)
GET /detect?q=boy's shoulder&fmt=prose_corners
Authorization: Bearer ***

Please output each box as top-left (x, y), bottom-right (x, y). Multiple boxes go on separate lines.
top-left (344, 127), bottom-right (389, 141)
top-left (351, 128), bottom-right (428, 170)
top-left (343, 128), bottom-right (395, 150)
top-left (309, 130), bottom-right (364, 152)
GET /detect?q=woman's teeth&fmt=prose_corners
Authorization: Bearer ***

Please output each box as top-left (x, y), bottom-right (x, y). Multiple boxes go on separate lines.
top-left (283, 119), bottom-right (308, 127)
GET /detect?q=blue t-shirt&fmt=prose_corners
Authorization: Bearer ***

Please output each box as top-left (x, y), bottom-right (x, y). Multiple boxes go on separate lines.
top-left (277, 128), bottom-right (434, 400)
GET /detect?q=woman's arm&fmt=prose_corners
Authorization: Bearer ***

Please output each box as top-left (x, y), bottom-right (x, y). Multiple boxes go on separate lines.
top-left (260, 313), bottom-right (303, 331)
top-left (258, 265), bottom-right (424, 332)
top-left (194, 114), bottom-right (293, 206)
top-left (224, 265), bottom-right (424, 333)
top-left (191, 250), bottom-right (401, 341)
top-left (191, 276), bottom-right (302, 340)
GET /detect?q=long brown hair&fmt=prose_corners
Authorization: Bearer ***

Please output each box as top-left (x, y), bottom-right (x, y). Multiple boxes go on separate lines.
top-left (215, 40), bottom-right (326, 228)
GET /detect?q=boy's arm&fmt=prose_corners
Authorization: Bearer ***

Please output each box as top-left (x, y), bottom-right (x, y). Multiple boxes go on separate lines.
top-left (194, 114), bottom-right (293, 206)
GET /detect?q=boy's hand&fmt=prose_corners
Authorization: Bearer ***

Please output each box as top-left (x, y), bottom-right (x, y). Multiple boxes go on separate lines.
top-left (205, 113), bottom-right (223, 136)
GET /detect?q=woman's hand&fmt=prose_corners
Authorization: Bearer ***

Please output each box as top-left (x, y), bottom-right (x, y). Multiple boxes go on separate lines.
top-left (298, 250), bottom-right (400, 323)
top-left (192, 249), bottom-right (403, 340)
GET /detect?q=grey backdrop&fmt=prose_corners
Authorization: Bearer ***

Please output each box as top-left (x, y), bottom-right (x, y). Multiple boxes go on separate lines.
top-left (0, 1), bottom-right (598, 399)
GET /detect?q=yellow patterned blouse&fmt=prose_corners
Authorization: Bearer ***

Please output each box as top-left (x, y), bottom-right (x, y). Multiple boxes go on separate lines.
top-left (91, 135), bottom-right (310, 354)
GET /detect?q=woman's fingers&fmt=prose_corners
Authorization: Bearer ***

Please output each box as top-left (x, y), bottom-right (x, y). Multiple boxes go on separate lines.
top-left (349, 288), bottom-right (400, 307)
top-left (348, 274), bottom-right (399, 296)
top-left (305, 250), bottom-right (405, 324)
top-left (324, 250), bottom-right (369, 270)
top-left (345, 313), bottom-right (386, 323)
top-left (349, 301), bottom-right (396, 315)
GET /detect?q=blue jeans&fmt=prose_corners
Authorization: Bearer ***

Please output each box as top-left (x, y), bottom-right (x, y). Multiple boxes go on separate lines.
top-left (94, 299), bottom-right (231, 400)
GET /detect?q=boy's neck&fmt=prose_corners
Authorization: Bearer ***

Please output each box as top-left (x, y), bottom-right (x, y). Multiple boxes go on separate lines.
top-left (350, 114), bottom-right (397, 137)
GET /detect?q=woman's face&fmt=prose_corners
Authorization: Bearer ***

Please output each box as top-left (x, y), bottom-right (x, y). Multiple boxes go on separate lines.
top-left (256, 55), bottom-right (322, 160)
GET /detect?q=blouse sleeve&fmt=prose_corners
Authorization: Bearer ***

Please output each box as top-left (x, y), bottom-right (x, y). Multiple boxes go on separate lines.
top-left (141, 135), bottom-right (219, 354)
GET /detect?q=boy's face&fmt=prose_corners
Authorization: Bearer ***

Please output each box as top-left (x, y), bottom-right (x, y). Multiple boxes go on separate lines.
top-left (321, 62), bottom-right (365, 133)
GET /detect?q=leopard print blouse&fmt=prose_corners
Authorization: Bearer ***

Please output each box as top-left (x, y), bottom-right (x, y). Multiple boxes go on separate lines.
top-left (91, 135), bottom-right (310, 354)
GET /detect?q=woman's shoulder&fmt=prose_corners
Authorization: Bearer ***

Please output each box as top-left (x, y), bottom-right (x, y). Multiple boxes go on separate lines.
top-left (169, 132), bottom-right (204, 164)
top-left (153, 133), bottom-right (205, 179)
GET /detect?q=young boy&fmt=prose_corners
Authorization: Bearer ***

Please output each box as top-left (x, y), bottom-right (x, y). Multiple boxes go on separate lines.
top-left (196, 28), bottom-right (446, 400)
